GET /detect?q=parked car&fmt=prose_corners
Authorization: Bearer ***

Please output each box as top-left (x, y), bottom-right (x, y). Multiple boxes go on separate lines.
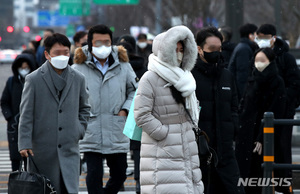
top-left (0, 49), bottom-right (21, 64)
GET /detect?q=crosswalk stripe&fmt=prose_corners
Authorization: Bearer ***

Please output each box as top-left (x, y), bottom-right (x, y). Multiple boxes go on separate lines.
top-left (0, 149), bottom-right (136, 191)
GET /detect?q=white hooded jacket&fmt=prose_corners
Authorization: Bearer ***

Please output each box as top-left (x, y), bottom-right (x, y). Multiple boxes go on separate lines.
top-left (134, 26), bottom-right (204, 194)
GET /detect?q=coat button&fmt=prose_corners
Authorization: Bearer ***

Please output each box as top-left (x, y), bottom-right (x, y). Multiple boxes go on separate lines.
top-left (59, 127), bottom-right (62, 131)
top-left (59, 110), bottom-right (62, 113)
top-left (58, 144), bottom-right (61, 148)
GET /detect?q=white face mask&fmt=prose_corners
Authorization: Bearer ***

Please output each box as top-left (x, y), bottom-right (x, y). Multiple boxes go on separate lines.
top-left (255, 37), bottom-right (275, 48)
top-left (255, 61), bottom-right (269, 72)
top-left (177, 52), bottom-right (183, 66)
top-left (49, 55), bottom-right (69, 69)
top-left (92, 46), bottom-right (112, 59)
top-left (137, 42), bottom-right (147, 49)
top-left (18, 68), bottom-right (30, 78)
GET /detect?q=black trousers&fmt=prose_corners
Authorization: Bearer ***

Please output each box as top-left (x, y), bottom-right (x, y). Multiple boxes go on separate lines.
top-left (274, 124), bottom-right (293, 194)
top-left (85, 152), bottom-right (127, 194)
top-left (201, 157), bottom-right (245, 194)
top-left (133, 150), bottom-right (140, 181)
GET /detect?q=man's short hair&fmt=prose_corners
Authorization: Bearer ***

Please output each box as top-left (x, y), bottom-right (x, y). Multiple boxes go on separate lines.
top-left (44, 33), bottom-right (71, 53)
top-left (45, 28), bottom-right (54, 34)
top-left (218, 26), bottom-right (233, 42)
top-left (239, 23), bottom-right (257, 38)
top-left (88, 24), bottom-right (113, 52)
top-left (257, 24), bottom-right (277, 36)
top-left (137, 33), bottom-right (147, 40)
top-left (118, 34), bottom-right (136, 53)
top-left (73, 31), bottom-right (87, 43)
top-left (196, 26), bottom-right (223, 48)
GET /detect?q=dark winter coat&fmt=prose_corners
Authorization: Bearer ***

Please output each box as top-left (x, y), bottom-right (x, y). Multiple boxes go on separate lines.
top-left (192, 57), bottom-right (239, 163)
top-left (129, 54), bottom-right (147, 80)
top-left (36, 45), bottom-right (47, 66)
top-left (128, 54), bottom-right (146, 150)
top-left (0, 53), bottom-right (36, 161)
top-left (221, 41), bottom-right (236, 68)
top-left (236, 61), bottom-right (287, 179)
top-left (137, 44), bottom-right (152, 68)
top-left (273, 38), bottom-right (300, 117)
top-left (192, 57), bottom-right (244, 193)
top-left (228, 38), bottom-right (258, 100)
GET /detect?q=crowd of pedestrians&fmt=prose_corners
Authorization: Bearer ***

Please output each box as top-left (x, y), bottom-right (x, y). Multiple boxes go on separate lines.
top-left (1, 22), bottom-right (300, 194)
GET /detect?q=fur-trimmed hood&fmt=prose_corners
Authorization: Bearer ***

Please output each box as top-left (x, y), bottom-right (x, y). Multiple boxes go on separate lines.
top-left (152, 25), bottom-right (197, 71)
top-left (73, 45), bottom-right (129, 65)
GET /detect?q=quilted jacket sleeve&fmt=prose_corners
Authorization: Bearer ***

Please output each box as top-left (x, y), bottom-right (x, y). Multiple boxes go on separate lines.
top-left (134, 72), bottom-right (169, 141)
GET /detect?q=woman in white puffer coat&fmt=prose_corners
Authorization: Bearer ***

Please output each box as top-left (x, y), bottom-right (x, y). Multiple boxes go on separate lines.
top-left (134, 25), bottom-right (204, 194)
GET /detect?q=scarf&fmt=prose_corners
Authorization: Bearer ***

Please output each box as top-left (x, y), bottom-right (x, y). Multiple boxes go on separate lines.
top-left (48, 63), bottom-right (68, 100)
top-left (148, 54), bottom-right (200, 125)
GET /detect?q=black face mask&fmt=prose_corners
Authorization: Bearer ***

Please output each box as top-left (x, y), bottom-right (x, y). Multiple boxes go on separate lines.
top-left (203, 51), bottom-right (221, 64)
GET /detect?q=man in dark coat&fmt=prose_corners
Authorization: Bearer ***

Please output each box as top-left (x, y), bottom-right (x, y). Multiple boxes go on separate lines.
top-left (228, 23), bottom-right (258, 100)
top-left (192, 26), bottom-right (244, 194)
top-left (35, 28), bottom-right (54, 66)
top-left (118, 34), bottom-right (147, 78)
top-left (18, 33), bottom-right (90, 194)
top-left (137, 33), bottom-right (152, 68)
top-left (1, 53), bottom-right (37, 171)
top-left (256, 24), bottom-right (300, 194)
top-left (218, 26), bottom-right (236, 68)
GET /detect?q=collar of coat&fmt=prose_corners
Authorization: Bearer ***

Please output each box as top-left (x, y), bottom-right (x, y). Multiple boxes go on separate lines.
top-left (252, 61), bottom-right (278, 84)
top-left (273, 38), bottom-right (289, 56)
top-left (194, 56), bottom-right (225, 78)
top-left (240, 38), bottom-right (259, 51)
top-left (40, 61), bottom-right (75, 104)
top-left (73, 45), bottom-right (129, 67)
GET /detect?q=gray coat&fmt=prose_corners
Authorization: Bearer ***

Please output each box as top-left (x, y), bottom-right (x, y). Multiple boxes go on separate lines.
top-left (72, 45), bottom-right (137, 154)
top-left (18, 62), bottom-right (90, 194)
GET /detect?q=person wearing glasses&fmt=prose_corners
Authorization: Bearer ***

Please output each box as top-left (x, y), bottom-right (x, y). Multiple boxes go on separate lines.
top-left (72, 24), bottom-right (137, 194)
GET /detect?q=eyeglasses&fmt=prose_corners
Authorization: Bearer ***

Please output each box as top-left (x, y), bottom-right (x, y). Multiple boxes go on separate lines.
top-left (94, 40), bottom-right (111, 47)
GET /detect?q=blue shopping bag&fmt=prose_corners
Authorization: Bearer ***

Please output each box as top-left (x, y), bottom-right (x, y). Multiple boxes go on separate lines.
top-left (123, 91), bottom-right (142, 141)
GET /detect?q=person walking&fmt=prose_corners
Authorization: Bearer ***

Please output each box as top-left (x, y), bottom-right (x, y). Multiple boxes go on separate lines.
top-left (134, 25), bottom-right (204, 194)
top-left (192, 26), bottom-right (244, 194)
top-left (236, 48), bottom-right (287, 194)
top-left (117, 34), bottom-right (147, 194)
top-left (35, 28), bottom-right (54, 66)
top-left (218, 26), bottom-right (236, 68)
top-left (18, 33), bottom-right (91, 194)
top-left (228, 23), bottom-right (258, 100)
top-left (71, 31), bottom-right (88, 61)
top-left (118, 34), bottom-right (147, 78)
top-left (255, 24), bottom-right (300, 194)
top-left (136, 33), bottom-right (152, 68)
top-left (72, 24), bottom-right (137, 194)
top-left (1, 53), bottom-right (37, 171)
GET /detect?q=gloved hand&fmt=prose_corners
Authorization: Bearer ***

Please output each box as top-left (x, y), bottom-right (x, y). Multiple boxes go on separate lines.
top-left (253, 142), bottom-right (262, 155)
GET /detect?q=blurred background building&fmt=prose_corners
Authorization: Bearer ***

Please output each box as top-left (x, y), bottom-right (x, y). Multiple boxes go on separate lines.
top-left (0, 0), bottom-right (299, 50)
